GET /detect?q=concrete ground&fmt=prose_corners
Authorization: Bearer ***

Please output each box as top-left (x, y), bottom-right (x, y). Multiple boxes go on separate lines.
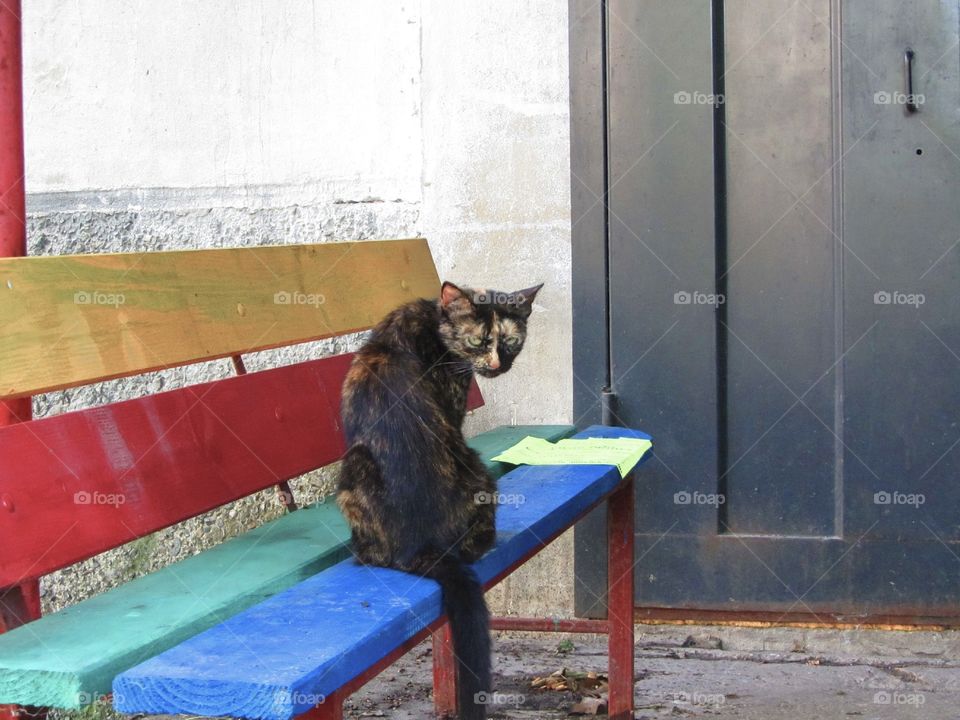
top-left (343, 626), bottom-right (960, 719)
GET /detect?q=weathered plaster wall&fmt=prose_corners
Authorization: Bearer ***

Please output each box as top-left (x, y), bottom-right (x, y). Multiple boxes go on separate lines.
top-left (22, 0), bottom-right (576, 617)
top-left (420, 1), bottom-right (574, 617)
top-left (25, 1), bottom-right (422, 198)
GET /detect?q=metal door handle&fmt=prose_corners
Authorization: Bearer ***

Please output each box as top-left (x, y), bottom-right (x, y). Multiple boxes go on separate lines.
top-left (904, 48), bottom-right (919, 113)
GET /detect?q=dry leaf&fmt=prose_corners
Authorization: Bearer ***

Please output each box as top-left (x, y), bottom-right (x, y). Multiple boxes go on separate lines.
top-left (531, 668), bottom-right (609, 695)
top-left (570, 696), bottom-right (608, 715)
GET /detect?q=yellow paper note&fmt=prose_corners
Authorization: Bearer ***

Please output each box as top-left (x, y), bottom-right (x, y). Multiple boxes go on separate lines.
top-left (491, 436), bottom-right (652, 478)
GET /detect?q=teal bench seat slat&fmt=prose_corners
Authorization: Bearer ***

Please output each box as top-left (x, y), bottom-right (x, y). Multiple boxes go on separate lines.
top-left (473, 424), bottom-right (650, 466)
top-left (0, 424), bottom-right (575, 709)
top-left (113, 426), bottom-right (650, 720)
top-left (466, 424), bottom-right (576, 479)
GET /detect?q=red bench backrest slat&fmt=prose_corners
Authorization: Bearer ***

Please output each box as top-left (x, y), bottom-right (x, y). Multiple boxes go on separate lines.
top-left (0, 354), bottom-right (484, 587)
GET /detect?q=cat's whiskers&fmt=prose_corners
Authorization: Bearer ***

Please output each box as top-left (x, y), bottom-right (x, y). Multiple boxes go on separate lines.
top-left (434, 360), bottom-right (474, 375)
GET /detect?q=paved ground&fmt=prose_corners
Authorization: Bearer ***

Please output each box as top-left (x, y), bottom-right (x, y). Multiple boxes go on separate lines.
top-left (344, 631), bottom-right (960, 719)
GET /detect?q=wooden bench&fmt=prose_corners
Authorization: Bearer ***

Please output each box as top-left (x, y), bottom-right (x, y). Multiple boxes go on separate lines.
top-left (0, 238), bottom-right (651, 719)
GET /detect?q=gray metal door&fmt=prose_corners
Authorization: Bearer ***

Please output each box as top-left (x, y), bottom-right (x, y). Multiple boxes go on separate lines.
top-left (572, 0), bottom-right (960, 623)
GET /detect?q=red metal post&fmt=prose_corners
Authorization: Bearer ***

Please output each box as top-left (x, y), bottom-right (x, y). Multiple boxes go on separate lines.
top-left (0, 7), bottom-right (41, 719)
top-left (0, 0), bottom-right (27, 427)
top-left (0, 4), bottom-right (40, 718)
top-left (606, 477), bottom-right (635, 719)
top-left (431, 623), bottom-right (457, 718)
top-left (0, 0), bottom-right (24, 248)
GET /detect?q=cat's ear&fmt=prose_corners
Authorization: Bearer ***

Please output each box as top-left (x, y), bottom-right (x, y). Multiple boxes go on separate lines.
top-left (512, 283), bottom-right (543, 318)
top-left (440, 281), bottom-right (469, 309)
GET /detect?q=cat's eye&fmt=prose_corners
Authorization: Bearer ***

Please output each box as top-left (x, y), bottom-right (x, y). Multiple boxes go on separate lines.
top-left (504, 336), bottom-right (521, 346)
top-left (466, 336), bottom-right (484, 347)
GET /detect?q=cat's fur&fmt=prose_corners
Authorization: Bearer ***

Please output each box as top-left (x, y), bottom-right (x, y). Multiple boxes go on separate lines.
top-left (338, 281), bottom-right (542, 720)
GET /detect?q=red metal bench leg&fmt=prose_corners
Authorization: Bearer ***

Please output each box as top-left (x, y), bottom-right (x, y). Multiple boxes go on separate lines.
top-left (1, 582), bottom-right (42, 720)
top-left (432, 622), bottom-right (457, 718)
top-left (607, 476), bottom-right (635, 719)
top-left (0, 582), bottom-right (38, 631)
top-left (299, 690), bottom-right (343, 720)
top-left (20, 580), bottom-right (40, 621)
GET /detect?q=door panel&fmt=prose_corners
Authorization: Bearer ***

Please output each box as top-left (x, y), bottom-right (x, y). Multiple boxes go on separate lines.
top-left (572, 0), bottom-right (960, 621)
top-left (723, 0), bottom-right (839, 537)
top-left (605, 0), bottom-right (719, 541)
top-left (842, 0), bottom-right (960, 545)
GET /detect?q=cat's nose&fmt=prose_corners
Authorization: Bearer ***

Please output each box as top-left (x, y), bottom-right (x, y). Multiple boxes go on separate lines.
top-left (488, 356), bottom-right (501, 370)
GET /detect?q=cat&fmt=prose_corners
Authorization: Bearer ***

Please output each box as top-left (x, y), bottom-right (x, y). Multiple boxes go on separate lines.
top-left (338, 280), bottom-right (543, 720)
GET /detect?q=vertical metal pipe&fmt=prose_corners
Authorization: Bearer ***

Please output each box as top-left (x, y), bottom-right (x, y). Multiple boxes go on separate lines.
top-left (0, 0), bottom-right (39, 635)
top-left (600, 0), bottom-right (616, 424)
top-left (600, 388), bottom-right (619, 426)
top-left (711, 0), bottom-right (730, 532)
top-left (0, 17), bottom-right (42, 720)
top-left (0, 0), bottom-right (30, 427)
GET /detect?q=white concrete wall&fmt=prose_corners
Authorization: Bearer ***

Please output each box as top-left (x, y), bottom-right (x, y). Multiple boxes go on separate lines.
top-left (23, 0), bottom-right (575, 616)
top-left (25, 0), bottom-right (421, 200)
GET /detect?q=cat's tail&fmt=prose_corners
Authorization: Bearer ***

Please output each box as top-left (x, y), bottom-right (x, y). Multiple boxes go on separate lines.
top-left (426, 556), bottom-right (491, 720)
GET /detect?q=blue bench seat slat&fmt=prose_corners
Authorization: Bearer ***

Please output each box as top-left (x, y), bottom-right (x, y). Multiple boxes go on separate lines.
top-left (113, 426), bottom-right (650, 720)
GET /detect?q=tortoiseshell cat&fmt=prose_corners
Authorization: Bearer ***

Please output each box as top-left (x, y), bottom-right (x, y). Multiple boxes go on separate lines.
top-left (338, 281), bottom-right (542, 720)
